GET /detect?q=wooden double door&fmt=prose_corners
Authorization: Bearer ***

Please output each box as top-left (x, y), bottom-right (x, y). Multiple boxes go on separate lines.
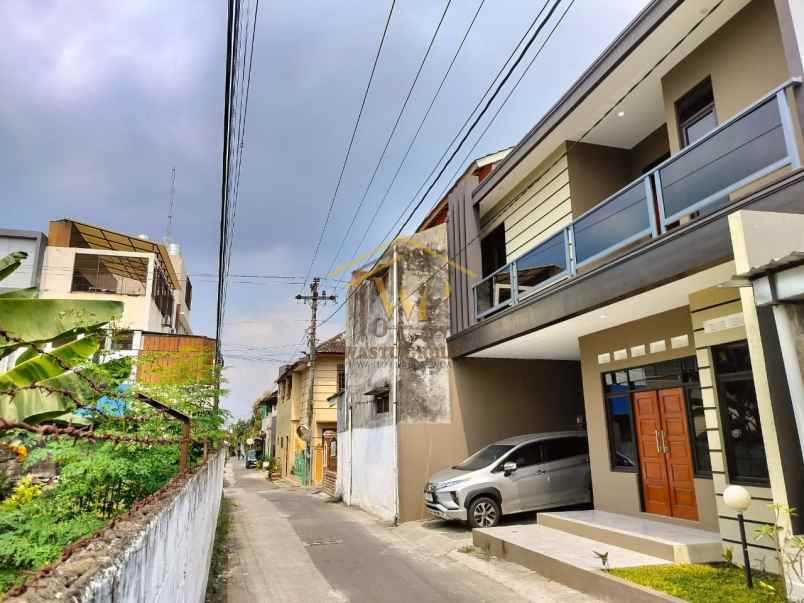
top-left (633, 388), bottom-right (698, 521)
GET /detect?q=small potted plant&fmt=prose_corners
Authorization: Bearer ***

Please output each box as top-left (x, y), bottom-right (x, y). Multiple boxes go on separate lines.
top-left (266, 457), bottom-right (281, 481)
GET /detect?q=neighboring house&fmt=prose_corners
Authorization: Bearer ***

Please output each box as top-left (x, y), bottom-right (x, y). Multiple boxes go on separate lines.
top-left (446, 0), bottom-right (804, 581)
top-left (339, 150), bottom-right (586, 523)
top-left (37, 219), bottom-right (215, 384)
top-left (40, 219), bottom-right (193, 338)
top-left (0, 229), bottom-right (47, 294)
top-left (251, 389), bottom-right (278, 461)
top-left (0, 229), bottom-right (48, 374)
top-left (275, 334), bottom-right (344, 486)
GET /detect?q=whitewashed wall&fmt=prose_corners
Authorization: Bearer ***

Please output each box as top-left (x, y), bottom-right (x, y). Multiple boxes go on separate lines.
top-left (343, 424), bottom-right (396, 522)
top-left (81, 452), bottom-right (224, 603)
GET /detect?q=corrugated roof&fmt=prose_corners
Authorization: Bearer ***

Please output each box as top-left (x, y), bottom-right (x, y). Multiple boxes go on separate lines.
top-left (316, 332), bottom-right (345, 355)
top-left (734, 251), bottom-right (804, 278)
top-left (51, 218), bottom-right (181, 290)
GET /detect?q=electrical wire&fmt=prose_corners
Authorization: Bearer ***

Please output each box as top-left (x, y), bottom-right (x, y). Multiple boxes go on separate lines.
top-left (315, 0), bottom-right (564, 329)
top-left (388, 0), bottom-right (726, 319)
top-left (324, 0), bottom-right (454, 280)
top-left (301, 0), bottom-right (397, 293)
top-left (343, 0), bottom-right (555, 281)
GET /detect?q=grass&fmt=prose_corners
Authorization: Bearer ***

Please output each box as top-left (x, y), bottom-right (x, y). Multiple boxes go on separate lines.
top-left (205, 496), bottom-right (234, 603)
top-left (609, 563), bottom-right (786, 602)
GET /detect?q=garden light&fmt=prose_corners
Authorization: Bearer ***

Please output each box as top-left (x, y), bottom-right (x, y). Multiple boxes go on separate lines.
top-left (723, 485), bottom-right (753, 589)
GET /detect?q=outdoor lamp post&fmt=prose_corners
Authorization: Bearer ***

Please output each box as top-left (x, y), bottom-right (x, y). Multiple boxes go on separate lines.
top-left (724, 485), bottom-right (753, 588)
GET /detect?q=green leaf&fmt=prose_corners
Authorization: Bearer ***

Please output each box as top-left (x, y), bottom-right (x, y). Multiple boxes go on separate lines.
top-left (14, 347), bottom-right (38, 366)
top-left (0, 372), bottom-right (89, 424)
top-left (0, 336), bottom-right (100, 389)
top-left (0, 252), bottom-right (27, 283)
top-left (0, 288), bottom-right (38, 299)
top-left (0, 299), bottom-right (122, 351)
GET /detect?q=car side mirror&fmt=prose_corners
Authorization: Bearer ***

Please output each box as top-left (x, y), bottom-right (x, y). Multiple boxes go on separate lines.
top-left (503, 461), bottom-right (517, 476)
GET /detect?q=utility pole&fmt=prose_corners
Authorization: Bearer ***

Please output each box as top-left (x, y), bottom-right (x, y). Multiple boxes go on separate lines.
top-left (295, 277), bottom-right (336, 486)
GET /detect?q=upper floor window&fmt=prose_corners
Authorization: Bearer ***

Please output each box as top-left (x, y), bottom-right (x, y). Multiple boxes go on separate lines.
top-left (151, 264), bottom-right (175, 327)
top-left (72, 254), bottom-right (147, 296)
top-left (480, 223), bottom-right (507, 277)
top-left (185, 276), bottom-right (193, 310)
top-left (677, 78), bottom-right (717, 148)
top-left (337, 363), bottom-right (345, 391)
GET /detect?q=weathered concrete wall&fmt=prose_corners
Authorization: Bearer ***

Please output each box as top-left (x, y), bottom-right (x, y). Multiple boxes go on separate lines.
top-left (9, 452), bottom-right (225, 603)
top-left (397, 224), bottom-right (450, 424)
top-left (343, 225), bottom-right (450, 521)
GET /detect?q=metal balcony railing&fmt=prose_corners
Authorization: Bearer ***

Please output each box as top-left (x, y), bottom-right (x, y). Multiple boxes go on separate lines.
top-left (474, 79), bottom-right (802, 321)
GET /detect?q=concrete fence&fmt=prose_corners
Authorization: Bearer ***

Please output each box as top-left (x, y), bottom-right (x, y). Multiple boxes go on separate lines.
top-left (9, 451), bottom-right (225, 603)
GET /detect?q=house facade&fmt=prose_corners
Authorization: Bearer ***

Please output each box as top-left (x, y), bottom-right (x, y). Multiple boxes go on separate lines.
top-left (251, 389), bottom-right (278, 461)
top-left (339, 151), bottom-right (591, 523)
top-left (274, 334), bottom-right (344, 485)
top-left (446, 0), bottom-right (804, 578)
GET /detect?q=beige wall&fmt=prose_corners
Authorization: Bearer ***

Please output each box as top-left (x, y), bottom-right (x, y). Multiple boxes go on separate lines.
top-left (40, 246), bottom-right (159, 332)
top-left (275, 355), bottom-right (341, 483)
top-left (396, 357), bottom-right (584, 522)
top-left (566, 142), bottom-right (632, 218)
top-left (479, 145), bottom-right (572, 262)
top-left (627, 125), bottom-right (670, 178)
top-left (661, 0), bottom-right (789, 154)
top-left (579, 306), bottom-right (719, 532)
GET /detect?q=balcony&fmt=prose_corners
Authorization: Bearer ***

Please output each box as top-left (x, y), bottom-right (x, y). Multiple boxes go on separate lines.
top-left (474, 80), bottom-right (802, 321)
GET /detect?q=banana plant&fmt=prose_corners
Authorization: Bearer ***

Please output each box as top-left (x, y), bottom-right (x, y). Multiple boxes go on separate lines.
top-left (0, 251), bottom-right (123, 424)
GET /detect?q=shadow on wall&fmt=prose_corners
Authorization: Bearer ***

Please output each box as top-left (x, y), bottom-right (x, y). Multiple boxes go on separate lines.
top-left (452, 357), bottom-right (585, 454)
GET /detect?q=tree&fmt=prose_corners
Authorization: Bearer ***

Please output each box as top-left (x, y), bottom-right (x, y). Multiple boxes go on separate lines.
top-left (0, 251), bottom-right (122, 424)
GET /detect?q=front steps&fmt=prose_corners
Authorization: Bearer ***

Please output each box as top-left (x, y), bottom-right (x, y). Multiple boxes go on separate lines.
top-left (472, 510), bottom-right (723, 602)
top-left (538, 510), bottom-right (723, 563)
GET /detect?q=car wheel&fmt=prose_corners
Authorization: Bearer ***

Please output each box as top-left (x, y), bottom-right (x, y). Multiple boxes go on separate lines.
top-left (468, 496), bottom-right (501, 528)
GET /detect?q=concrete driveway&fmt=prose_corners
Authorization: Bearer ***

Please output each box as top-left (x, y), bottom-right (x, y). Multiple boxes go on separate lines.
top-left (222, 462), bottom-right (598, 602)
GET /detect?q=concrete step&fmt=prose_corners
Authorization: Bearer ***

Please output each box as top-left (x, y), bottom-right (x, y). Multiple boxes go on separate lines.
top-left (538, 510), bottom-right (722, 563)
top-left (473, 524), bottom-right (682, 603)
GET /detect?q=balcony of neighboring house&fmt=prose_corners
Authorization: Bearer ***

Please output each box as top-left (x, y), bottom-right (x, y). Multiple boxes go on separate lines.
top-left (43, 219), bottom-right (182, 333)
top-left (449, 0), bottom-right (804, 356)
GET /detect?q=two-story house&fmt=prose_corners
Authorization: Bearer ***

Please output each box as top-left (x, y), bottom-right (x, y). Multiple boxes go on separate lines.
top-left (274, 334), bottom-right (344, 485)
top-left (446, 0), bottom-right (804, 581)
top-left (41, 219), bottom-right (191, 333)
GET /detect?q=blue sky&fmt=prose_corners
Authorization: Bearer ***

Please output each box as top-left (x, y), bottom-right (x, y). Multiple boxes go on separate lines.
top-left (1, 0), bottom-right (649, 419)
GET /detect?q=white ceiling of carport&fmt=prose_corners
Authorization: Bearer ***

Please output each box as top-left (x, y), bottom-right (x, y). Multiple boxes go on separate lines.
top-left (468, 262), bottom-right (735, 360)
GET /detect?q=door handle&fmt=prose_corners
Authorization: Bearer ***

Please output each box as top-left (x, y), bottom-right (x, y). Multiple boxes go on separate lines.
top-left (655, 431), bottom-right (661, 453)
top-left (660, 431), bottom-right (669, 454)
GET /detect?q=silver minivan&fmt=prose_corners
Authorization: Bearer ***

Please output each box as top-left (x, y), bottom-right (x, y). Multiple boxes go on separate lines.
top-left (424, 431), bottom-right (591, 528)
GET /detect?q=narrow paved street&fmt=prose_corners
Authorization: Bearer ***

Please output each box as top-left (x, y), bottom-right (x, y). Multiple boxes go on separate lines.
top-left (223, 462), bottom-right (597, 602)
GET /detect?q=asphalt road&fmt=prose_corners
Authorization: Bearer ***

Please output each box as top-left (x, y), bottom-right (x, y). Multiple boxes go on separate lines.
top-left (222, 463), bottom-right (592, 603)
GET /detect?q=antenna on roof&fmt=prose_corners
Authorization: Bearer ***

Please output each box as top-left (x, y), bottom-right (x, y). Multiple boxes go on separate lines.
top-left (165, 166), bottom-right (176, 242)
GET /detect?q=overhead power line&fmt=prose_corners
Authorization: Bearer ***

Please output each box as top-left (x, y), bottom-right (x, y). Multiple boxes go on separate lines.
top-left (324, 0), bottom-right (455, 280)
top-left (344, 0), bottom-right (487, 276)
top-left (216, 0), bottom-right (239, 365)
top-left (344, 0), bottom-right (555, 283)
top-left (301, 0), bottom-right (397, 293)
top-left (391, 0), bottom-right (725, 319)
top-left (315, 0), bottom-right (563, 328)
